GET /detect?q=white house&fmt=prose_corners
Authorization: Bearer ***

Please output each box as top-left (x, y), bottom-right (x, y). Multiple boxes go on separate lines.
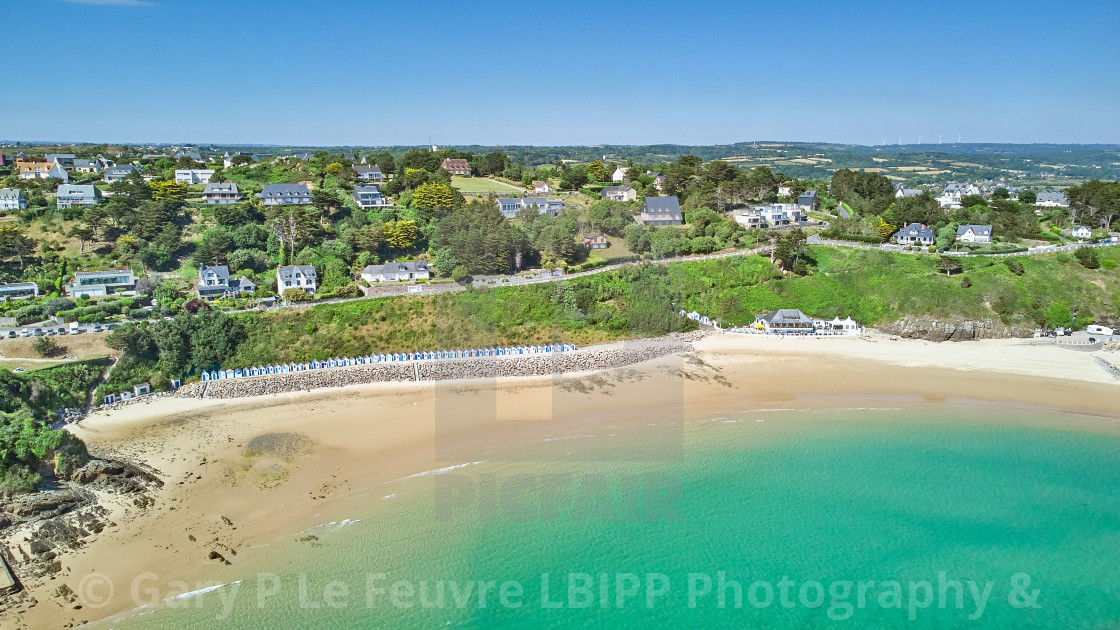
top-left (203, 182), bottom-right (240, 204)
top-left (55, 184), bottom-right (102, 208)
top-left (955, 224), bottom-right (992, 244)
top-left (361, 261), bottom-right (431, 283)
top-left (599, 186), bottom-right (637, 201)
top-left (892, 223), bottom-right (935, 246)
top-left (352, 185), bottom-right (387, 208)
top-left (277, 265), bottom-right (317, 295)
top-left (1036, 192), bottom-right (1069, 208)
top-left (611, 166), bottom-right (629, 182)
top-left (104, 164), bottom-right (140, 182)
top-left (647, 171), bottom-right (665, 191)
top-left (354, 165), bottom-right (384, 182)
top-left (258, 183), bottom-right (312, 205)
top-left (0, 188), bottom-right (27, 210)
top-left (174, 169), bottom-right (215, 184)
top-left (533, 181), bottom-right (552, 194)
top-left (732, 203), bottom-right (807, 228)
top-left (495, 197), bottom-right (563, 218)
top-left (935, 182), bottom-right (982, 209)
top-left (67, 269), bottom-right (136, 297)
top-left (224, 152), bottom-right (260, 168)
top-left (1072, 226), bottom-right (1092, 239)
top-left (753, 309), bottom-right (816, 334)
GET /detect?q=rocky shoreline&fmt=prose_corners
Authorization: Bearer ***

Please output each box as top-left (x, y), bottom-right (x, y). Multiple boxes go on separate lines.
top-left (178, 334), bottom-right (700, 400)
top-left (879, 316), bottom-right (1035, 341)
top-left (0, 458), bottom-right (162, 616)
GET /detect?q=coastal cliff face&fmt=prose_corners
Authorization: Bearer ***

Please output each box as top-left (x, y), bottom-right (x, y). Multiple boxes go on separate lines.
top-left (879, 316), bottom-right (1034, 341)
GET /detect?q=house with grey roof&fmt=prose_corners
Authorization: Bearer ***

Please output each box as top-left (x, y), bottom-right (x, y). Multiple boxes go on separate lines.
top-left (258, 183), bottom-right (312, 205)
top-left (203, 181), bottom-right (240, 204)
top-left (354, 165), bottom-right (384, 182)
top-left (290, 153), bottom-right (314, 161)
top-left (495, 197), bottom-right (563, 218)
top-left (197, 264), bottom-right (256, 299)
top-left (361, 261), bottom-right (431, 283)
top-left (600, 186), bottom-right (637, 202)
top-left (277, 265), bottom-right (317, 295)
top-left (753, 309), bottom-right (815, 334)
top-left (105, 164), bottom-right (140, 182)
top-left (637, 196), bottom-right (683, 225)
top-left (70, 158), bottom-right (104, 174)
top-left (647, 171), bottom-right (666, 191)
top-left (45, 154), bottom-right (77, 167)
top-left (55, 184), bottom-right (102, 208)
top-left (892, 223), bottom-right (935, 246)
top-left (797, 190), bottom-right (819, 211)
top-left (955, 224), bottom-right (992, 244)
top-left (895, 185), bottom-right (924, 199)
top-left (0, 188), bottom-right (27, 211)
top-left (67, 269), bottom-right (136, 297)
top-left (1035, 191), bottom-right (1068, 208)
top-left (353, 185), bottom-right (387, 209)
top-left (175, 151), bottom-right (204, 162)
top-left (1072, 225), bottom-right (1092, 239)
top-left (223, 152), bottom-right (260, 168)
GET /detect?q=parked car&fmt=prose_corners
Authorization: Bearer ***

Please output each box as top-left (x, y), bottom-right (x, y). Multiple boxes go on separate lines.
top-left (92, 324), bottom-right (102, 333)
top-left (5, 330), bottom-right (14, 338)
top-left (33, 328), bottom-right (42, 337)
top-left (19, 329), bottom-right (30, 338)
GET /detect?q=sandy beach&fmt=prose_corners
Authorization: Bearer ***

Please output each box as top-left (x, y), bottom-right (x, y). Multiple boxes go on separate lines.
top-left (5, 333), bottom-right (1120, 628)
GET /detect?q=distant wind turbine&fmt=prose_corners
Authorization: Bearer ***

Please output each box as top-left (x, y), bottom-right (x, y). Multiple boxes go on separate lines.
top-left (939, 135), bottom-right (944, 144)
top-left (918, 135), bottom-right (923, 145)
top-left (957, 133), bottom-right (962, 143)
top-left (881, 137), bottom-right (887, 146)
top-left (898, 136), bottom-right (902, 146)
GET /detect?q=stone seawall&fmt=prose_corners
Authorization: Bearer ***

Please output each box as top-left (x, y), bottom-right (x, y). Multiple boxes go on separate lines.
top-left (178, 336), bottom-right (697, 400)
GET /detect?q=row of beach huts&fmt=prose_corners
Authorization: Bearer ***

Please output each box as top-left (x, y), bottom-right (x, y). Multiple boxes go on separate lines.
top-left (199, 343), bottom-right (578, 382)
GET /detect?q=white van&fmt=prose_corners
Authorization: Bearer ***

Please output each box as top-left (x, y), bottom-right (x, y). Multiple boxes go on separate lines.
top-left (69, 322), bottom-right (81, 334)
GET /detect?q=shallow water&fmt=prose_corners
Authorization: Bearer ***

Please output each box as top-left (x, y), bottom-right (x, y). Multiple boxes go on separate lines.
top-left (95, 406), bottom-right (1120, 628)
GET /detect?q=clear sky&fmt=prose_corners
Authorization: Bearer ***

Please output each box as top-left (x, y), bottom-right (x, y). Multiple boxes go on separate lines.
top-left (6, 0), bottom-right (1119, 146)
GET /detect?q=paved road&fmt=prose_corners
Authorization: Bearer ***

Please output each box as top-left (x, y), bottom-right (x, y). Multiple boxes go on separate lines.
top-left (224, 245), bottom-right (777, 315)
top-left (0, 322), bottom-right (114, 337)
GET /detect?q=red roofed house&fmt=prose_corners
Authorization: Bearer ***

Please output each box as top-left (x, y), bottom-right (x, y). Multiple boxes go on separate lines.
top-left (441, 158), bottom-right (472, 176)
top-left (583, 232), bottom-right (608, 249)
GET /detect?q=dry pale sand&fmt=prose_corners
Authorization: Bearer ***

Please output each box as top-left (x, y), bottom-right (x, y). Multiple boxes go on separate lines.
top-left (7, 335), bottom-right (1120, 628)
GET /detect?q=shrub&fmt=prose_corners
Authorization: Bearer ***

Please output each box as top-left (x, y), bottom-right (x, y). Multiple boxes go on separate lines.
top-left (33, 336), bottom-right (58, 357)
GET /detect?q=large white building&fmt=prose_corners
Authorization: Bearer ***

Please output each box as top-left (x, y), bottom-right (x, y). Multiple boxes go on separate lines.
top-left (276, 265), bottom-right (317, 295)
top-left (175, 169), bottom-right (215, 184)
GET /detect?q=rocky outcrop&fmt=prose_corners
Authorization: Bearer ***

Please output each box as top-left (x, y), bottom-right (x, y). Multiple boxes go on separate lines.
top-left (878, 316), bottom-right (1034, 341)
top-left (178, 335), bottom-right (700, 400)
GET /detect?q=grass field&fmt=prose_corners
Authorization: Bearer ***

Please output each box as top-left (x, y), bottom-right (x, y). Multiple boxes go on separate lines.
top-left (450, 176), bottom-right (524, 193)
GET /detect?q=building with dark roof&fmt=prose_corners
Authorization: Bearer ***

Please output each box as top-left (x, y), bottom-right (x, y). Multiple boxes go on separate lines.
top-left (440, 158), bottom-right (472, 176)
top-left (257, 183), bottom-right (311, 205)
top-left (637, 196), bottom-right (683, 225)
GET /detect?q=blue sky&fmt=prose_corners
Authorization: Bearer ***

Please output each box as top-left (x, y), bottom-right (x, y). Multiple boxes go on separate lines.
top-left (5, 0), bottom-right (1119, 146)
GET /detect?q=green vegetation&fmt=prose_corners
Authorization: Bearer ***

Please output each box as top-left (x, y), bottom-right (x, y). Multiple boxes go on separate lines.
top-left (448, 176), bottom-right (520, 193)
top-left (0, 359), bottom-right (108, 495)
top-left (0, 413), bottom-right (88, 496)
top-left (667, 246), bottom-right (1120, 330)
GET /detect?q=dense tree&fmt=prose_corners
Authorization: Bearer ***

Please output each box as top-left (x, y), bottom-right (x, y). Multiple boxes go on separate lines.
top-left (431, 201), bottom-right (529, 274)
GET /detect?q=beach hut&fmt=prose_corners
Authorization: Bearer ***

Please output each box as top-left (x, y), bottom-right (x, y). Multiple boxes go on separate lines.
top-left (201, 372), bottom-right (210, 381)
top-left (121, 391), bottom-right (133, 400)
top-left (210, 371), bottom-right (218, 380)
top-left (311, 361), bottom-right (320, 370)
top-left (171, 379), bottom-right (181, 388)
top-left (103, 394), bottom-right (117, 404)
top-left (134, 382), bottom-right (151, 395)
top-left (217, 371), bottom-right (226, 380)
top-left (234, 369), bottom-right (243, 378)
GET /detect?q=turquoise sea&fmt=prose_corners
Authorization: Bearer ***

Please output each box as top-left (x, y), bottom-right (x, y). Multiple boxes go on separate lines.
top-left (97, 407), bottom-right (1120, 628)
